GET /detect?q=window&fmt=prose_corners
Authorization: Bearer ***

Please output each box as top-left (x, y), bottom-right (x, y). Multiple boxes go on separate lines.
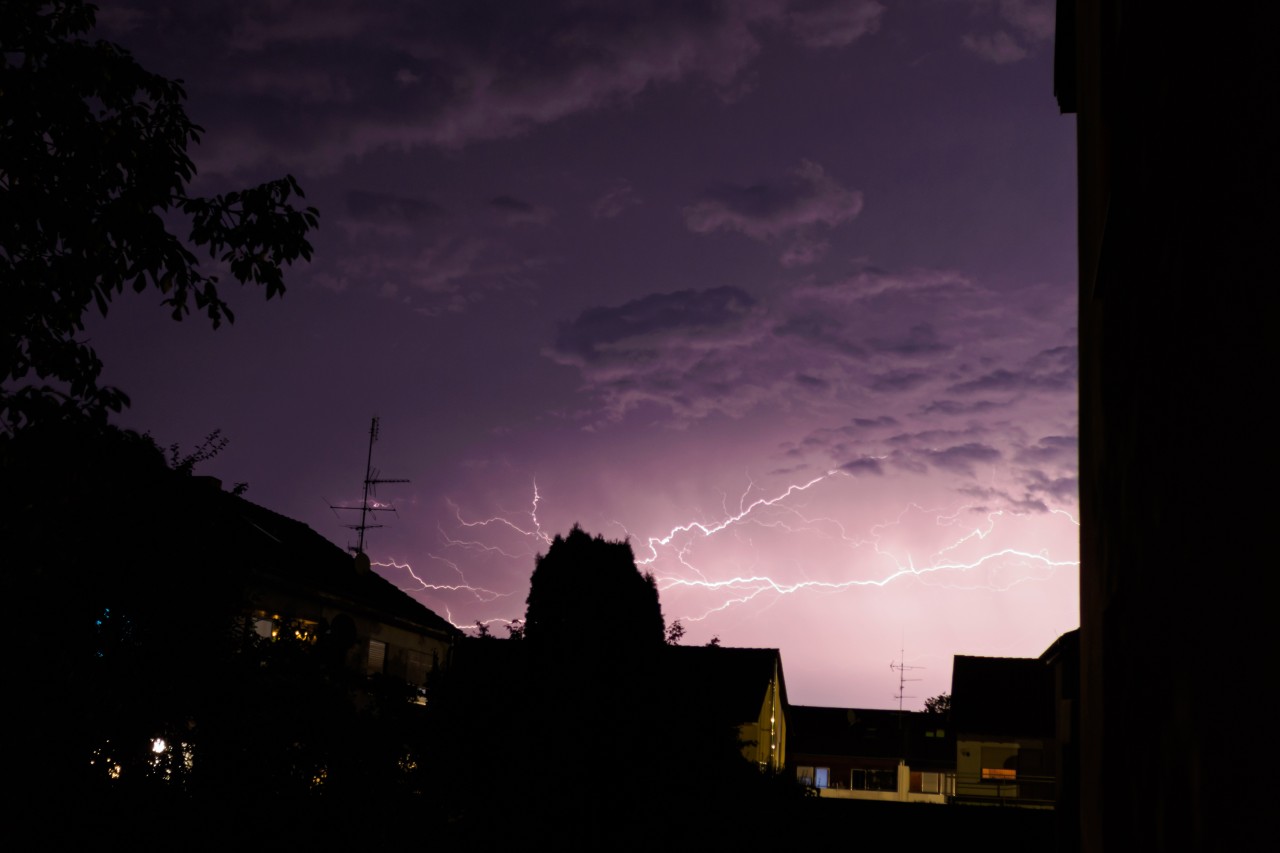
top-left (981, 745), bottom-right (1018, 782)
top-left (367, 639), bottom-right (386, 674)
top-left (405, 650), bottom-right (431, 686)
top-left (910, 771), bottom-right (943, 793)
top-left (814, 767), bottom-right (830, 788)
top-left (796, 766), bottom-right (814, 786)
top-left (851, 768), bottom-right (897, 791)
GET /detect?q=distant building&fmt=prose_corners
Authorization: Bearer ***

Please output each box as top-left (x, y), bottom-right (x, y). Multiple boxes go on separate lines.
top-left (227, 485), bottom-right (461, 693)
top-left (788, 705), bottom-right (954, 803)
top-left (950, 631), bottom-right (1078, 809)
top-left (666, 645), bottom-right (789, 773)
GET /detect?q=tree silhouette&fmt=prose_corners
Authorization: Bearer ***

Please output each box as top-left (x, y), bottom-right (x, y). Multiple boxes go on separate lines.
top-left (1, 0), bottom-right (318, 433)
top-left (524, 524), bottom-right (664, 655)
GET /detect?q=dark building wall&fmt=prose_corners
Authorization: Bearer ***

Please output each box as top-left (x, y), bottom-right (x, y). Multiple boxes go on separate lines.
top-left (1061, 2), bottom-right (1277, 850)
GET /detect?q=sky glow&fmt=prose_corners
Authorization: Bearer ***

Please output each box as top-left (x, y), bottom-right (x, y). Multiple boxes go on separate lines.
top-left (90, 0), bottom-right (1078, 709)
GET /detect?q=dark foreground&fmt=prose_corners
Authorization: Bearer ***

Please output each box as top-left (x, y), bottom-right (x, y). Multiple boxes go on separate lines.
top-left (48, 793), bottom-right (1057, 849)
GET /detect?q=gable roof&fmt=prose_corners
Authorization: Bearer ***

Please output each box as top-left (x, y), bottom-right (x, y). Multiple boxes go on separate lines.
top-left (664, 645), bottom-right (787, 723)
top-left (951, 655), bottom-right (1053, 738)
top-left (192, 479), bottom-right (461, 639)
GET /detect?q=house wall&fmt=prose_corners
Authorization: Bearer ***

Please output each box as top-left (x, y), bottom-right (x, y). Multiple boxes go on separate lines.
top-left (739, 664), bottom-right (786, 771)
top-left (250, 588), bottom-right (452, 687)
top-left (956, 737), bottom-right (1054, 805)
top-left (807, 761), bottom-right (949, 804)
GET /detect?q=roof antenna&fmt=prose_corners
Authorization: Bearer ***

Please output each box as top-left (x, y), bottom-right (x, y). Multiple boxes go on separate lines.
top-left (890, 644), bottom-right (924, 715)
top-left (329, 416), bottom-right (410, 556)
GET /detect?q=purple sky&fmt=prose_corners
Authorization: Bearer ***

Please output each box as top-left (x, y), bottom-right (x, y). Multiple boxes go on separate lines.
top-left (89, 0), bottom-right (1078, 709)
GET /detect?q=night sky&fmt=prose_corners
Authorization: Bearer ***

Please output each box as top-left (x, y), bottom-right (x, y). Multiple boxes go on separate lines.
top-left (88, 0), bottom-right (1078, 709)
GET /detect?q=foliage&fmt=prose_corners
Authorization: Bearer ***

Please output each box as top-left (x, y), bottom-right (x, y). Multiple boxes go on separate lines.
top-left (506, 618), bottom-right (525, 640)
top-left (5, 421), bottom-right (427, 803)
top-left (524, 524), bottom-right (665, 653)
top-left (0, 1), bottom-right (319, 434)
top-left (924, 692), bottom-right (952, 715)
top-left (165, 428), bottom-right (229, 474)
top-left (665, 619), bottom-right (685, 645)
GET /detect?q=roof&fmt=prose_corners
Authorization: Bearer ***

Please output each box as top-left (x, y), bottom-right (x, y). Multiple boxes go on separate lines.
top-left (197, 480), bottom-right (461, 639)
top-left (788, 705), bottom-right (954, 766)
top-left (663, 645), bottom-right (787, 723)
top-left (951, 655), bottom-right (1053, 738)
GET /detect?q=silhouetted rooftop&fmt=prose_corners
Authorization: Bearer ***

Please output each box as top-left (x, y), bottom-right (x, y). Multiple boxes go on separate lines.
top-left (180, 476), bottom-right (461, 639)
top-left (664, 645), bottom-right (787, 722)
top-left (788, 705), bottom-right (953, 767)
top-left (951, 655), bottom-right (1053, 738)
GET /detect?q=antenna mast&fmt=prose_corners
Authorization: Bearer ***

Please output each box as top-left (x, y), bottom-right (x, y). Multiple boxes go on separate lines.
top-left (329, 416), bottom-right (410, 555)
top-left (890, 647), bottom-right (924, 714)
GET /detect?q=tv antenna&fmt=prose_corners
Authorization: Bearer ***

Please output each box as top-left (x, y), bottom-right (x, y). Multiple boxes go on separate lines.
top-left (329, 416), bottom-right (410, 555)
top-left (890, 647), bottom-right (924, 714)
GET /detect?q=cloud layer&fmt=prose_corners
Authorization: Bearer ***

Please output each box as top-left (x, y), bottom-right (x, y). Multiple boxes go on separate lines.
top-left (108, 0), bottom-right (886, 170)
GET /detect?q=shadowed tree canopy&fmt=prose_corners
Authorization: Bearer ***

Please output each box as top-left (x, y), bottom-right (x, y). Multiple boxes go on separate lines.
top-left (0, 1), bottom-right (318, 434)
top-left (524, 525), bottom-right (664, 655)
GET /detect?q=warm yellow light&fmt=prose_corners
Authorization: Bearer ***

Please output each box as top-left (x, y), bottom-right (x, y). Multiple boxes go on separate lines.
top-left (151, 738), bottom-right (167, 754)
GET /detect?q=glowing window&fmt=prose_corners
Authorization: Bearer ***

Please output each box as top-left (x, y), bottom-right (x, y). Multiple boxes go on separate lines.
top-left (367, 639), bottom-right (386, 674)
top-left (982, 768), bottom-right (1017, 781)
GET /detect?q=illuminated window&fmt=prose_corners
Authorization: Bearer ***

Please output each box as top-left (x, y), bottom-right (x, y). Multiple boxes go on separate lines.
top-left (796, 765), bottom-right (815, 786)
top-left (406, 650), bottom-right (431, 686)
top-left (367, 639), bottom-right (386, 674)
top-left (814, 767), bottom-right (830, 788)
top-left (981, 745), bottom-right (1018, 782)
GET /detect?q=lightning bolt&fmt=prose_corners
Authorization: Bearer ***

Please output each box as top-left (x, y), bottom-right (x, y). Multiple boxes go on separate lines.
top-left (367, 470), bottom-right (1078, 640)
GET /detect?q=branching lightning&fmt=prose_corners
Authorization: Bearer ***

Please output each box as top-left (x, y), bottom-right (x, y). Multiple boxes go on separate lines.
top-left (368, 469), bottom-right (1079, 639)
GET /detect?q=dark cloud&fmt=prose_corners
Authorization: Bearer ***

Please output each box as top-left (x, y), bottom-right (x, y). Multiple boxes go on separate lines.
top-left (1014, 435), bottom-right (1077, 465)
top-left (886, 427), bottom-right (992, 448)
top-left (956, 484), bottom-right (1048, 514)
top-left (772, 312), bottom-right (867, 359)
top-left (544, 287), bottom-right (780, 420)
top-left (921, 442), bottom-right (1002, 477)
top-left (919, 399), bottom-right (1005, 416)
top-left (795, 373), bottom-right (831, 391)
top-left (1023, 469), bottom-right (1079, 502)
top-left (793, 268), bottom-right (974, 305)
top-left (870, 370), bottom-right (931, 393)
top-left (887, 448), bottom-right (929, 475)
top-left (852, 415), bottom-right (899, 429)
top-left (961, 0), bottom-right (1054, 64)
top-left (684, 160), bottom-right (862, 254)
top-left (551, 287), bottom-right (758, 367)
top-left (541, 269), bottom-right (1073, 430)
top-left (786, 0), bottom-right (884, 48)
top-left (946, 345), bottom-right (1076, 395)
top-left (840, 456), bottom-right (884, 476)
top-left (343, 189), bottom-right (443, 228)
top-left (121, 1), bottom-right (885, 169)
top-left (868, 323), bottom-right (951, 357)
top-left (489, 195), bottom-right (553, 226)
top-left (591, 180), bottom-right (641, 219)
